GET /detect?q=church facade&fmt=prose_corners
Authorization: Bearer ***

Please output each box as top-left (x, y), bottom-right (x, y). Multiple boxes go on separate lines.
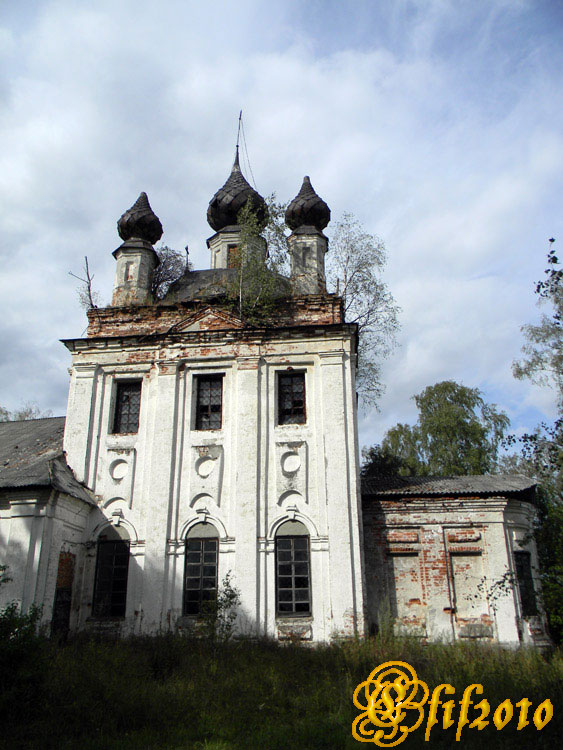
top-left (0, 154), bottom-right (550, 646)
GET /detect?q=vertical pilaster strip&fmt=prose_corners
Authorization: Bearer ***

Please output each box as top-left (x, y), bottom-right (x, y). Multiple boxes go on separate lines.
top-left (63, 363), bottom-right (99, 484)
top-left (140, 359), bottom-right (179, 631)
top-left (319, 350), bottom-right (364, 636)
top-left (233, 356), bottom-right (261, 632)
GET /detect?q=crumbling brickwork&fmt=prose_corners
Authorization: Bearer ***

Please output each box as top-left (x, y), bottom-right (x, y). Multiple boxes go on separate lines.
top-left (85, 296), bottom-right (343, 338)
top-left (362, 488), bottom-right (550, 647)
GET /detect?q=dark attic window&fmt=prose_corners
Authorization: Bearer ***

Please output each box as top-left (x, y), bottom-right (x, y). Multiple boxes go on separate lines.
top-left (195, 374), bottom-right (223, 430)
top-left (278, 372), bottom-right (306, 425)
top-left (112, 381), bottom-right (142, 434)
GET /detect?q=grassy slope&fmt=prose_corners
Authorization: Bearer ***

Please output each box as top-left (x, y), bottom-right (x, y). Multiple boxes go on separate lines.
top-left (1, 634), bottom-right (561, 749)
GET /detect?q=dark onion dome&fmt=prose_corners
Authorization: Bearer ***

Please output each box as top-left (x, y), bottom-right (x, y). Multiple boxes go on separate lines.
top-left (117, 192), bottom-right (163, 244)
top-left (207, 148), bottom-right (267, 231)
top-left (285, 176), bottom-right (330, 231)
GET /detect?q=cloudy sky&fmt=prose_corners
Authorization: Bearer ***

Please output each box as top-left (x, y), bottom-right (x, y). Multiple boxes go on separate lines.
top-left (1, 0), bottom-right (562, 451)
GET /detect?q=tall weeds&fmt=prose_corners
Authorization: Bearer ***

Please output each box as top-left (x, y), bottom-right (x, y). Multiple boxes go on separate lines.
top-left (1, 632), bottom-right (560, 749)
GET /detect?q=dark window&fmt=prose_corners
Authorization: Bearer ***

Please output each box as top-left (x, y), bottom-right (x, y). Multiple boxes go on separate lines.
top-left (514, 551), bottom-right (538, 617)
top-left (183, 538), bottom-right (218, 615)
top-left (278, 372), bottom-right (306, 425)
top-left (195, 375), bottom-right (223, 430)
top-left (92, 539), bottom-right (130, 618)
top-left (275, 536), bottom-right (311, 616)
top-left (112, 381), bottom-right (142, 434)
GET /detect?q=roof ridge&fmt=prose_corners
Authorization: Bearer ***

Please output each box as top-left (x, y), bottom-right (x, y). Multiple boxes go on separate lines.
top-left (0, 415), bottom-right (65, 424)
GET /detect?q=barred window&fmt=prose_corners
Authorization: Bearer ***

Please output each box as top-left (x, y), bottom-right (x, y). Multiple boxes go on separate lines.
top-left (195, 375), bottom-right (223, 430)
top-left (92, 536), bottom-right (130, 618)
top-left (275, 521), bottom-right (311, 616)
top-left (112, 381), bottom-right (142, 434)
top-left (514, 551), bottom-right (538, 617)
top-left (183, 525), bottom-right (219, 616)
top-left (278, 372), bottom-right (306, 425)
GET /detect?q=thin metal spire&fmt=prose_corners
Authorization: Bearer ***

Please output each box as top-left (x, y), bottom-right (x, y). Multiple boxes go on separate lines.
top-left (234, 110), bottom-right (257, 190)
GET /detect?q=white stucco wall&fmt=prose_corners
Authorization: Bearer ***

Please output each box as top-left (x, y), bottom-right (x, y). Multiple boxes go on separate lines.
top-left (63, 323), bottom-right (365, 641)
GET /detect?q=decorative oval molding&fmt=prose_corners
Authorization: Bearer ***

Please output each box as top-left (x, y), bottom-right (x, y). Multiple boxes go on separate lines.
top-left (109, 459), bottom-right (128, 480)
top-left (195, 456), bottom-right (216, 478)
top-left (281, 451), bottom-right (300, 475)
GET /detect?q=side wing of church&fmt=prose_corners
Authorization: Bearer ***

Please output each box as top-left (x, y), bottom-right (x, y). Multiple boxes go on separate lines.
top-left (0, 154), bottom-right (550, 647)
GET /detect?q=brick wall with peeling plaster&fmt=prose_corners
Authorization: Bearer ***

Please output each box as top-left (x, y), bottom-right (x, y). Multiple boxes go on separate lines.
top-left (362, 495), bottom-right (550, 647)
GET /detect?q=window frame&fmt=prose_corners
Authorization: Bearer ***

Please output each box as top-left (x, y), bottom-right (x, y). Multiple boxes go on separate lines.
top-left (183, 537), bottom-right (219, 616)
top-left (92, 538), bottom-right (130, 619)
top-left (111, 380), bottom-right (142, 434)
top-left (277, 371), bottom-right (306, 426)
top-left (194, 373), bottom-right (224, 431)
top-left (275, 535), bottom-right (312, 617)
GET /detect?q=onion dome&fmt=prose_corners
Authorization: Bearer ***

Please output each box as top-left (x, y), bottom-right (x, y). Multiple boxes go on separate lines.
top-left (117, 192), bottom-right (163, 244)
top-left (285, 176), bottom-right (330, 231)
top-left (207, 148), bottom-right (267, 231)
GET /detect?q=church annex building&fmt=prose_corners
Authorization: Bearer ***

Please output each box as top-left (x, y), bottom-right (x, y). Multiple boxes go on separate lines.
top-left (0, 154), bottom-right (550, 647)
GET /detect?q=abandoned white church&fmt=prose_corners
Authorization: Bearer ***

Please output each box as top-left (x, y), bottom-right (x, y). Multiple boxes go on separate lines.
top-left (0, 153), bottom-right (550, 647)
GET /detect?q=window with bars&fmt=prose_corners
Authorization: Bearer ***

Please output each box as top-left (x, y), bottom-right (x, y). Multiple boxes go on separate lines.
top-left (195, 374), bottom-right (223, 430)
top-left (92, 539), bottom-right (130, 618)
top-left (112, 381), bottom-right (142, 434)
top-left (276, 536), bottom-right (311, 616)
top-left (514, 551), bottom-right (538, 617)
top-left (277, 372), bottom-right (306, 425)
top-left (183, 538), bottom-right (219, 615)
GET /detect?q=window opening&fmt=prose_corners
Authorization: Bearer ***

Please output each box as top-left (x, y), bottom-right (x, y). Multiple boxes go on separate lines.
top-left (276, 535), bottom-right (311, 615)
top-left (112, 381), bottom-right (142, 434)
top-left (278, 372), bottom-right (306, 425)
top-left (227, 244), bottom-right (239, 268)
top-left (514, 551), bottom-right (538, 617)
top-left (195, 375), bottom-right (223, 430)
top-left (92, 539), bottom-right (130, 618)
top-left (183, 537), bottom-right (219, 615)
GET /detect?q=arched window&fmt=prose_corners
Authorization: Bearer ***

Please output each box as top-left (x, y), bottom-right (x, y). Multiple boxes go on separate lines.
top-left (183, 522), bottom-right (219, 616)
top-left (92, 525), bottom-right (130, 618)
top-left (275, 520), bottom-right (311, 616)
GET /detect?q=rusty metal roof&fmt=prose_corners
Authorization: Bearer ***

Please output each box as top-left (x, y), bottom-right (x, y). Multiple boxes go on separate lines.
top-left (0, 417), bottom-right (94, 504)
top-left (361, 474), bottom-right (536, 498)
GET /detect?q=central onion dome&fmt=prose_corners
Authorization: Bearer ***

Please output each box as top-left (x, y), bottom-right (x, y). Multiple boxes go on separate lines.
top-left (117, 192), bottom-right (163, 244)
top-left (285, 176), bottom-right (330, 231)
top-left (207, 148), bottom-right (267, 231)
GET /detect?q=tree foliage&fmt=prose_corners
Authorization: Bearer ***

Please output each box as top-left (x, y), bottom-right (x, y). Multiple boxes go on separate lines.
top-left (513, 247), bottom-right (562, 410)
top-left (363, 381), bottom-right (510, 477)
top-left (222, 198), bottom-right (289, 326)
top-left (152, 245), bottom-right (190, 300)
top-left (231, 200), bottom-right (399, 408)
top-left (0, 402), bottom-right (53, 422)
top-left (507, 247), bottom-right (563, 641)
top-left (325, 213), bottom-right (400, 408)
top-left (69, 256), bottom-right (102, 310)
top-left (503, 420), bottom-right (563, 642)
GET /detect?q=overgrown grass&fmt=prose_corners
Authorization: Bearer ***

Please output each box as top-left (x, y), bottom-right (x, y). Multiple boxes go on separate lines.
top-left (1, 633), bottom-right (561, 749)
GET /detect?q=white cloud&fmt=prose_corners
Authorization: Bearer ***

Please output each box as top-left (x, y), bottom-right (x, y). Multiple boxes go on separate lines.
top-left (0, 0), bottom-right (561, 446)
